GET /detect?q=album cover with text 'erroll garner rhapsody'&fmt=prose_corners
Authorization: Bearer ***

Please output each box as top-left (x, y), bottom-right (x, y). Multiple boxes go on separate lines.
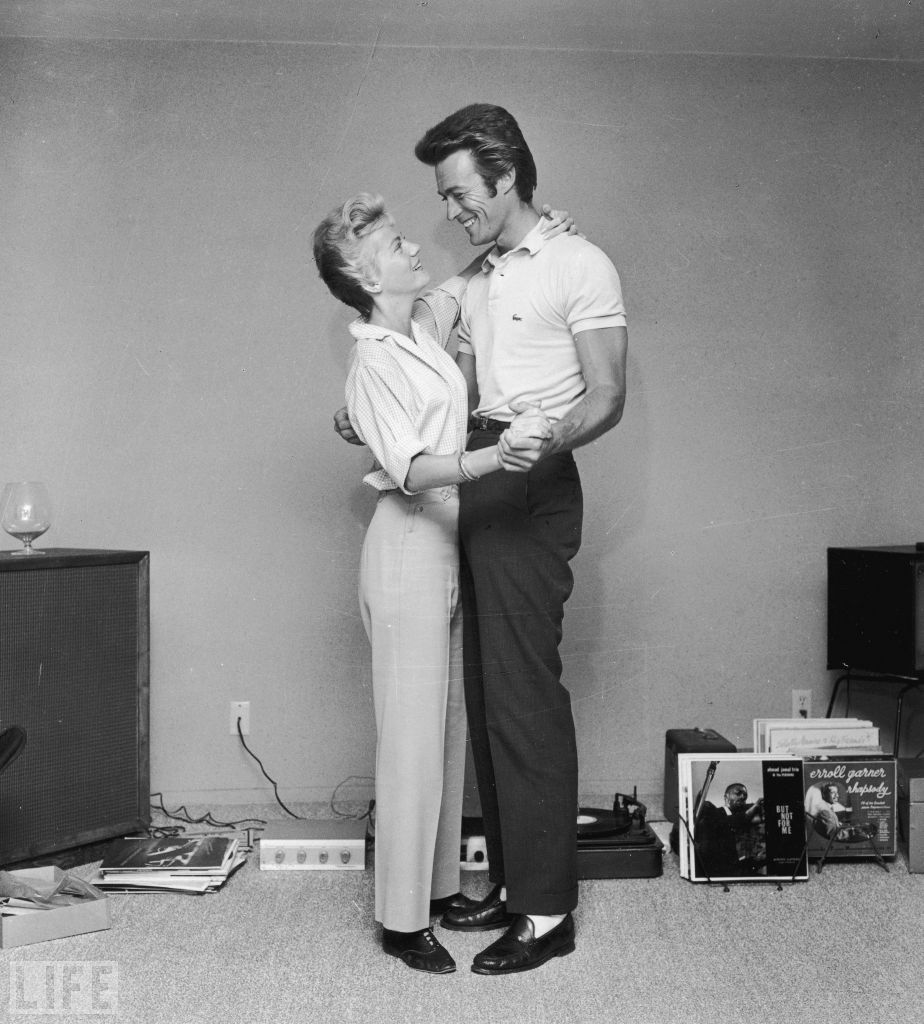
top-left (803, 754), bottom-right (896, 860)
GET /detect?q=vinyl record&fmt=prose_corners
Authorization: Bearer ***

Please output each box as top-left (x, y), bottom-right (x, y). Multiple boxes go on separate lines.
top-left (576, 806), bottom-right (631, 838)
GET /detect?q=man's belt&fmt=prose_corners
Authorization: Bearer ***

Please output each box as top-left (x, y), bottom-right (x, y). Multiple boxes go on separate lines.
top-left (469, 415), bottom-right (511, 433)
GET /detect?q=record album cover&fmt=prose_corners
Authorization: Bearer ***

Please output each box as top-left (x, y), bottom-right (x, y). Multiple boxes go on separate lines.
top-left (802, 755), bottom-right (896, 860)
top-left (99, 835), bottom-right (236, 873)
top-left (678, 753), bottom-right (808, 883)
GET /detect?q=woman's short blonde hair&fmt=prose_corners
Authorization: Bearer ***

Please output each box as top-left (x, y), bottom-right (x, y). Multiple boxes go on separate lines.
top-left (313, 192), bottom-right (388, 317)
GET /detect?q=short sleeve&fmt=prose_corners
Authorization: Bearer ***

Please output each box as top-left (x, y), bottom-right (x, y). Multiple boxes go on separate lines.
top-left (412, 276), bottom-right (467, 349)
top-left (561, 245), bottom-right (627, 336)
top-left (456, 291), bottom-right (474, 357)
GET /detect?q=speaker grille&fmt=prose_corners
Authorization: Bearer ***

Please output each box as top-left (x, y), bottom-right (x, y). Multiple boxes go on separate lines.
top-left (0, 552), bottom-right (150, 864)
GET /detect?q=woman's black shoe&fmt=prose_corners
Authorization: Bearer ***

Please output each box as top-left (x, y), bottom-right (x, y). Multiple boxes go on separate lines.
top-left (382, 927), bottom-right (456, 974)
top-left (429, 892), bottom-right (479, 916)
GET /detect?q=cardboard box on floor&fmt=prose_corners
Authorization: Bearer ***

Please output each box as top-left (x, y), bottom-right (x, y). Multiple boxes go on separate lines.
top-left (0, 866), bottom-right (111, 948)
top-left (898, 758), bottom-right (924, 873)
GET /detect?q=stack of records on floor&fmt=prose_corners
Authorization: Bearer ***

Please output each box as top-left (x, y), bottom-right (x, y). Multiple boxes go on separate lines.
top-left (91, 835), bottom-right (247, 894)
top-left (755, 715), bottom-right (895, 861)
top-left (752, 716), bottom-right (881, 757)
top-left (677, 752), bottom-right (809, 884)
top-left (752, 716), bottom-right (895, 864)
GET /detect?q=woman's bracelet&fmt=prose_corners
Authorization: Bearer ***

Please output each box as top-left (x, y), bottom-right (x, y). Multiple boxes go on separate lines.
top-left (458, 450), bottom-right (481, 482)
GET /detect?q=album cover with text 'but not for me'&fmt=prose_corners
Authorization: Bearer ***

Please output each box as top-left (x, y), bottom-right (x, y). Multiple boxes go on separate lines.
top-left (678, 753), bottom-right (808, 883)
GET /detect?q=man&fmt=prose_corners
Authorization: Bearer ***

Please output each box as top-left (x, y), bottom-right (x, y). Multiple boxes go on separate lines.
top-left (812, 782), bottom-right (850, 839)
top-left (336, 104), bottom-right (627, 974)
top-left (695, 783), bottom-right (765, 877)
top-left (822, 782), bottom-right (847, 814)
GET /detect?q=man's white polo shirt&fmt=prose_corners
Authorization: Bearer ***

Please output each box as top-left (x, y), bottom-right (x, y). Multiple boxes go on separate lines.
top-left (458, 222), bottom-right (626, 423)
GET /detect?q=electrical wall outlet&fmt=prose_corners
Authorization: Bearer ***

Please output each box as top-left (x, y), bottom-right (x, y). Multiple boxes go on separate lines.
top-left (230, 700), bottom-right (250, 736)
top-left (792, 689), bottom-right (812, 719)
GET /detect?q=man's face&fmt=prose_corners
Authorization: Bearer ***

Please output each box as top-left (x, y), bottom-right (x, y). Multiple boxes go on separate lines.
top-left (725, 786), bottom-right (748, 811)
top-left (434, 149), bottom-right (510, 247)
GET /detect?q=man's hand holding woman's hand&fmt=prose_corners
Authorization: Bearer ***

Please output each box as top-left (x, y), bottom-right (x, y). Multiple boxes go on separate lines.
top-left (497, 401), bottom-right (552, 472)
top-left (333, 398), bottom-right (554, 473)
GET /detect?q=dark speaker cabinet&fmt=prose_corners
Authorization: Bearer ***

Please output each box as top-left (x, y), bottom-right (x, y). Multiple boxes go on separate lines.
top-left (827, 545), bottom-right (924, 677)
top-left (0, 549), bottom-right (150, 865)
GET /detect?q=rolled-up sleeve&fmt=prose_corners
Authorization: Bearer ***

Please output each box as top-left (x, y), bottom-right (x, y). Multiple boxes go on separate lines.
top-left (412, 276), bottom-right (467, 349)
top-left (347, 360), bottom-right (427, 493)
top-left (564, 248), bottom-right (627, 335)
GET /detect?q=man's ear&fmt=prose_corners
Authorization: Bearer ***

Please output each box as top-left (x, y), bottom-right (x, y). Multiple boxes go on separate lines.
top-left (497, 169), bottom-right (517, 196)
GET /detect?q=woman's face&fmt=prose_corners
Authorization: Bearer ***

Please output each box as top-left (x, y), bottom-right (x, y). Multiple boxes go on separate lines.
top-left (364, 216), bottom-right (430, 299)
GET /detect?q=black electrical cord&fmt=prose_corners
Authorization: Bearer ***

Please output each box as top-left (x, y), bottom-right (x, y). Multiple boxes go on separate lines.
top-left (153, 723), bottom-right (376, 830)
top-left (234, 717), bottom-right (303, 819)
top-left (330, 775), bottom-right (375, 821)
top-left (149, 792), bottom-right (266, 830)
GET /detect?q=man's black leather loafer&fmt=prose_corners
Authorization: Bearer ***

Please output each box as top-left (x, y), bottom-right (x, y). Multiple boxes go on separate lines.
top-left (440, 883), bottom-right (515, 932)
top-left (471, 913), bottom-right (575, 975)
top-left (429, 891), bottom-right (479, 917)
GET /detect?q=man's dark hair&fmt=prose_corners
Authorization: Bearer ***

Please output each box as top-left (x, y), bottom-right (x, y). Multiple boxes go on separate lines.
top-left (414, 103), bottom-right (537, 203)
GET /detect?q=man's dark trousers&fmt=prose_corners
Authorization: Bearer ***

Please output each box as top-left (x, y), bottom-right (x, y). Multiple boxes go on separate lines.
top-left (460, 429), bottom-right (583, 916)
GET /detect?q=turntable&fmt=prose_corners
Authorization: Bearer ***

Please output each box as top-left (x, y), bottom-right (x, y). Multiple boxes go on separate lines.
top-left (461, 790), bottom-right (663, 880)
top-left (576, 791), bottom-right (663, 879)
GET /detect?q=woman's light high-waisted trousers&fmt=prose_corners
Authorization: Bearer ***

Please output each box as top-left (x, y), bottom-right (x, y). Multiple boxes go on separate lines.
top-left (359, 485), bottom-right (466, 932)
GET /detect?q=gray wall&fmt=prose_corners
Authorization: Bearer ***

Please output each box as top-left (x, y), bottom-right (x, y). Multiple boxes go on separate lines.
top-left (2, 9), bottom-right (922, 805)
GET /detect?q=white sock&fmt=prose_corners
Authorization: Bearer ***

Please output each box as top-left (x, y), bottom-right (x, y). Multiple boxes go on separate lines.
top-left (526, 913), bottom-right (565, 938)
top-left (499, 886), bottom-right (507, 901)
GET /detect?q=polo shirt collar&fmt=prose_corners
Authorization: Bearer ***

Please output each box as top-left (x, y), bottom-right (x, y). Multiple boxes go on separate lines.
top-left (481, 218), bottom-right (547, 273)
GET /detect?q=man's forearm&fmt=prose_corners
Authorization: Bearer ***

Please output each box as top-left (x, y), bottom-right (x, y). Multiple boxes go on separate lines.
top-left (546, 384), bottom-right (625, 455)
top-left (543, 323), bottom-right (628, 455)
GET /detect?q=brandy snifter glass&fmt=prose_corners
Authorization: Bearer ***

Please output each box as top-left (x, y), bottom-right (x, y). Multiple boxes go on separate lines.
top-left (1, 482), bottom-right (53, 555)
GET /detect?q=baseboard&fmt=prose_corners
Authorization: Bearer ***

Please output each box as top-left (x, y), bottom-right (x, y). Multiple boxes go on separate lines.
top-left (151, 785), bottom-right (374, 810)
top-left (151, 787), bottom-right (665, 822)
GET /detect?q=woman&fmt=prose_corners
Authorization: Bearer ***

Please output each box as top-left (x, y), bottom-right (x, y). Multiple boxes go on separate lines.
top-left (312, 193), bottom-right (564, 974)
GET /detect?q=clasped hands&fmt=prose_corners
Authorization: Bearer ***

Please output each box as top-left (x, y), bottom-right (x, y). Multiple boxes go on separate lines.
top-left (331, 401), bottom-right (553, 471)
top-left (496, 401), bottom-right (552, 471)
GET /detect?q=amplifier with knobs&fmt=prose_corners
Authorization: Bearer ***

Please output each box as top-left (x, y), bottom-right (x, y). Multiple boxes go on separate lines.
top-left (258, 819), bottom-right (368, 870)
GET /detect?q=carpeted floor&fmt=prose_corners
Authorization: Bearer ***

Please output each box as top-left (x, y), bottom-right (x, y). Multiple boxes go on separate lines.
top-left (2, 802), bottom-right (922, 1024)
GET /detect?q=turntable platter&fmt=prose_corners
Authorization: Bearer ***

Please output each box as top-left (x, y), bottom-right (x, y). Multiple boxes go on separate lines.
top-left (577, 806), bottom-right (632, 838)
